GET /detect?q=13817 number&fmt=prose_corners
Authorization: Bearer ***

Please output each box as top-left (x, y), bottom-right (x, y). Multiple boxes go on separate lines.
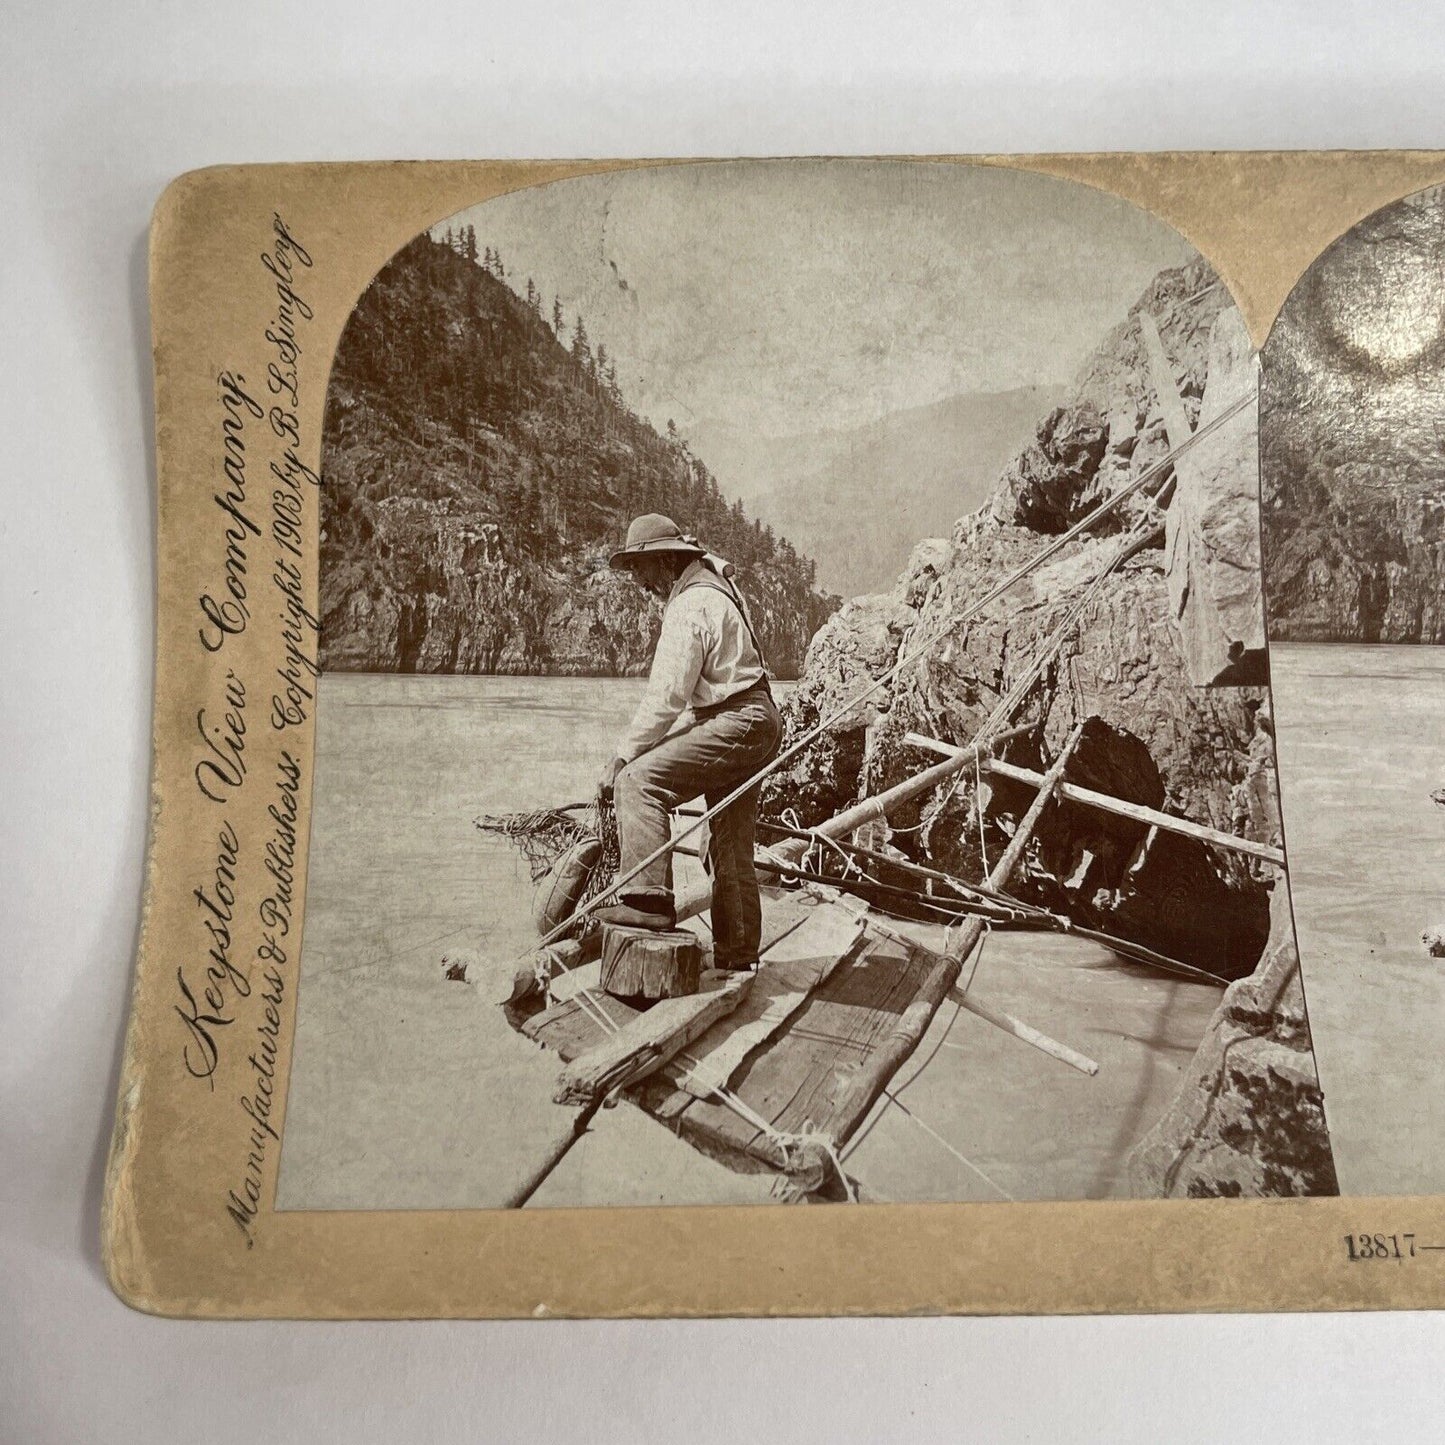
top-left (1343, 1233), bottom-right (1415, 1261)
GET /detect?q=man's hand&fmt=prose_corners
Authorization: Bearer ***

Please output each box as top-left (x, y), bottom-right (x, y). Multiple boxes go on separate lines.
top-left (597, 755), bottom-right (625, 802)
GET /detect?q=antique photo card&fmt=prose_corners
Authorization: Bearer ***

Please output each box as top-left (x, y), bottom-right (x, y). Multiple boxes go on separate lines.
top-left (106, 154), bottom-right (1445, 1317)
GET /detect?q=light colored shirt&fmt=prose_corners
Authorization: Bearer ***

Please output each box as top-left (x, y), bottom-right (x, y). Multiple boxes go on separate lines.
top-left (615, 559), bottom-right (767, 762)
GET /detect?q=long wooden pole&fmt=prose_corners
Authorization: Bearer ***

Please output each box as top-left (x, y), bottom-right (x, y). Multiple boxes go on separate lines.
top-left (946, 989), bottom-right (1100, 1076)
top-left (501, 1091), bottom-right (607, 1209)
top-left (902, 733), bottom-right (1285, 866)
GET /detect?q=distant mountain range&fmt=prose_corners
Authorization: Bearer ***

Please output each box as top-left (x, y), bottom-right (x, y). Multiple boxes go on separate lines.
top-left (690, 386), bottom-right (1063, 596)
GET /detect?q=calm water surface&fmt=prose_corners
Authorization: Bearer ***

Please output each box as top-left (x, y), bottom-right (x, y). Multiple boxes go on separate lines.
top-left (1270, 643), bottom-right (1445, 1196)
top-left (277, 673), bottom-right (1221, 1210)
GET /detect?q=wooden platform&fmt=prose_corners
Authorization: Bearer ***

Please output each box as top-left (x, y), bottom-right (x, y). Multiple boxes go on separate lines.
top-left (516, 886), bottom-right (932, 1184)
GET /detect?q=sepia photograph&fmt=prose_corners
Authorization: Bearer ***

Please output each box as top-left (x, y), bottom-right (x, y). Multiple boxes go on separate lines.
top-left (274, 160), bottom-right (1339, 1212)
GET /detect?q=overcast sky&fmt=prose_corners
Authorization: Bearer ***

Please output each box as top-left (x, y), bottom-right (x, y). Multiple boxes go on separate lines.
top-left (437, 160), bottom-right (1196, 448)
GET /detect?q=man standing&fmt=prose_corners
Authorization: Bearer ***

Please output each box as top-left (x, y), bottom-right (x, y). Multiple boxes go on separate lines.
top-left (597, 513), bottom-right (783, 972)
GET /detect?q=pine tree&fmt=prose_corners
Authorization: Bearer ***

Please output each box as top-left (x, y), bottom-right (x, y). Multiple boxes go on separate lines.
top-left (572, 315), bottom-right (591, 372)
top-left (526, 278), bottom-right (539, 311)
top-left (463, 225), bottom-right (478, 264)
top-left (552, 297), bottom-right (564, 335)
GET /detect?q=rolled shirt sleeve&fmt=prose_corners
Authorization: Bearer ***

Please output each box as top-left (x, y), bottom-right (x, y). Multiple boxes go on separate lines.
top-left (615, 597), bottom-right (710, 762)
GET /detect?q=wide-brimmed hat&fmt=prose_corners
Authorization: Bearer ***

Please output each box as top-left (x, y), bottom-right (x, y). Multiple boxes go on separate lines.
top-left (608, 513), bottom-right (706, 569)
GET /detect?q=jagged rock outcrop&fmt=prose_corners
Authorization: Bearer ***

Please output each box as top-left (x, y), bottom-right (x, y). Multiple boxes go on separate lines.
top-left (1261, 184), bottom-right (1445, 643)
top-left (762, 254), bottom-right (1339, 1195)
top-left (767, 256), bottom-right (1278, 981)
top-left (775, 521), bottom-right (1274, 977)
top-left (320, 233), bottom-right (836, 676)
top-left (1128, 885), bottom-right (1339, 1197)
top-left (990, 258), bottom-right (1227, 534)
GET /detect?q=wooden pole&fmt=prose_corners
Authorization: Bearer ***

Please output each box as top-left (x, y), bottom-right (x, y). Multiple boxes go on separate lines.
top-left (902, 733), bottom-right (1284, 866)
top-left (945, 988), bottom-right (1099, 1076)
top-left (821, 723), bottom-right (1089, 1156)
top-left (554, 972), bottom-right (753, 1106)
top-left (501, 1092), bottom-right (607, 1209)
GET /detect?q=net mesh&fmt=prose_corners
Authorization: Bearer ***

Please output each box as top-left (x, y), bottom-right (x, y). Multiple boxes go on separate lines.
top-left (475, 798), bottom-right (622, 909)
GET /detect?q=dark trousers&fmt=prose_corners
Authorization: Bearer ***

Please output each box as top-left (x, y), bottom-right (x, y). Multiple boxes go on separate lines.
top-left (614, 688), bottom-right (782, 967)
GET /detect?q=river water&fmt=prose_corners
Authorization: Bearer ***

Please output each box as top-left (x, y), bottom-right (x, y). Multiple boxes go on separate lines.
top-left (275, 673), bottom-right (1224, 1210)
top-left (1269, 643), bottom-right (1445, 1197)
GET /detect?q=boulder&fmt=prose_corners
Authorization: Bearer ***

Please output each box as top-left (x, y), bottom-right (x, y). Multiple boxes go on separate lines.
top-left (988, 402), bottom-right (1111, 533)
top-left (762, 593), bottom-right (914, 827)
top-left (1128, 884), bottom-right (1339, 1197)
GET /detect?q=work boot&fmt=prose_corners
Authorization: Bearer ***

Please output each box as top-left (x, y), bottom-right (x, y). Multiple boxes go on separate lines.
top-left (593, 896), bottom-right (676, 931)
top-left (712, 957), bottom-right (759, 974)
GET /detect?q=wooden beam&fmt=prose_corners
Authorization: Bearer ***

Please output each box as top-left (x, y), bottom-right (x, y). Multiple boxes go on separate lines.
top-left (1138, 311), bottom-right (1196, 460)
top-left (553, 971), bottom-right (754, 1107)
top-left (903, 731), bottom-right (1284, 866)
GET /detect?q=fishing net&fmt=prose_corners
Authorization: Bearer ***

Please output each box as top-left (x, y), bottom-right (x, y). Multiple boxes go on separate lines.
top-left (475, 798), bottom-right (622, 909)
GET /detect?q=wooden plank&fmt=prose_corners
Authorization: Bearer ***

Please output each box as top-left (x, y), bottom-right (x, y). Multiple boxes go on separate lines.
top-left (643, 892), bottom-right (852, 1120)
top-left (1138, 310), bottom-right (1196, 461)
top-left (902, 732), bottom-right (1284, 866)
top-left (553, 971), bottom-right (754, 1106)
top-left (520, 890), bottom-right (812, 1058)
top-left (636, 933), bottom-right (935, 1174)
top-left (520, 988), bottom-right (641, 1060)
top-left (671, 902), bottom-right (869, 1102)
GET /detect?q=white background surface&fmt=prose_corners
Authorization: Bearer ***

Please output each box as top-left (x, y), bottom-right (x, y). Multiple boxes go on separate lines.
top-left (4, 2), bottom-right (1445, 1439)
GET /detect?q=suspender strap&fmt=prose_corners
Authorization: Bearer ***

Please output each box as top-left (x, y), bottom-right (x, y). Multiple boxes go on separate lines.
top-left (680, 571), bottom-right (770, 676)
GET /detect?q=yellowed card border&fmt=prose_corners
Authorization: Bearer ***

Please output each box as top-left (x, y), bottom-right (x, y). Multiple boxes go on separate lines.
top-left (105, 153), bottom-right (1445, 1318)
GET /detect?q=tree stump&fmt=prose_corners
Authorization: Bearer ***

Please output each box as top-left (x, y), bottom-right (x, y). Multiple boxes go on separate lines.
top-left (599, 925), bottom-right (701, 1002)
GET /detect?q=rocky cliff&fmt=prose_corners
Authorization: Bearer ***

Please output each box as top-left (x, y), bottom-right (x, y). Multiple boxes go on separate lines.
top-left (320, 234), bottom-right (837, 675)
top-left (761, 254), bottom-right (1337, 1195)
top-left (1128, 884), bottom-right (1339, 1198)
top-left (1261, 184), bottom-right (1445, 643)
top-left (767, 257), bottom-right (1278, 978)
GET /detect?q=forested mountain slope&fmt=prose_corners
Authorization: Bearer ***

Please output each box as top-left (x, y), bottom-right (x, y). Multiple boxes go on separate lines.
top-left (320, 234), bottom-right (837, 675)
